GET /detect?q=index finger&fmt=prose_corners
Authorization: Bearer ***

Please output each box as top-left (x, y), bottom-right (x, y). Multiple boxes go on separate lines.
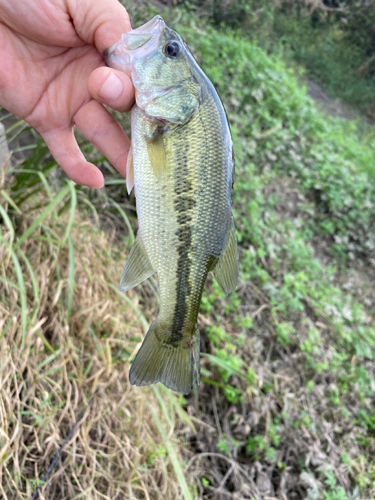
top-left (68, 0), bottom-right (132, 53)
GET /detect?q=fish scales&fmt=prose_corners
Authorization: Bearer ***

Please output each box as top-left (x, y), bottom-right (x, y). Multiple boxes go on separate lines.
top-left (104, 16), bottom-right (238, 394)
top-left (135, 91), bottom-right (232, 337)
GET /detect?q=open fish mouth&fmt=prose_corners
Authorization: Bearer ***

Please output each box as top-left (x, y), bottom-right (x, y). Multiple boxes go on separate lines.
top-left (103, 15), bottom-right (166, 72)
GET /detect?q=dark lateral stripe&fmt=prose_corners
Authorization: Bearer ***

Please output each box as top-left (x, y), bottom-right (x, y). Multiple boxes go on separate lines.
top-left (170, 138), bottom-right (194, 345)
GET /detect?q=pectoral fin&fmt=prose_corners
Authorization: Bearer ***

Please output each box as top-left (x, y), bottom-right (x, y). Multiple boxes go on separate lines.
top-left (120, 235), bottom-right (154, 292)
top-left (212, 222), bottom-right (239, 295)
top-left (126, 145), bottom-right (134, 195)
top-left (144, 81), bottom-right (201, 124)
top-left (146, 127), bottom-right (166, 181)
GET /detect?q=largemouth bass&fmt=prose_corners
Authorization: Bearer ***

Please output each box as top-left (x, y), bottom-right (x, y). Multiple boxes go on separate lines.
top-left (104, 16), bottom-right (238, 394)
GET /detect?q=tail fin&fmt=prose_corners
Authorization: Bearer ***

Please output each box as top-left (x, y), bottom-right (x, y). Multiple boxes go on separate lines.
top-left (129, 321), bottom-right (200, 395)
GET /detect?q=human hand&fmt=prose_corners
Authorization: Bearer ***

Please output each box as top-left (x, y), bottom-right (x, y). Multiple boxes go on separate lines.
top-left (0, 0), bottom-right (135, 188)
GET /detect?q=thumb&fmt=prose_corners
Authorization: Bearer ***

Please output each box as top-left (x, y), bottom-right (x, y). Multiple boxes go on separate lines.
top-left (68, 0), bottom-right (132, 53)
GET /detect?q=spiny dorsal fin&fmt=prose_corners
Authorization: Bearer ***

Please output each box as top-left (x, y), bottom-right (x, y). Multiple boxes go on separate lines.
top-left (212, 221), bottom-right (239, 295)
top-left (120, 235), bottom-right (154, 292)
top-left (146, 127), bottom-right (166, 181)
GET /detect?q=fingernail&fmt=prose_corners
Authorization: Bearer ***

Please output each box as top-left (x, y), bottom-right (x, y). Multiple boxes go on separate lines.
top-left (99, 72), bottom-right (123, 101)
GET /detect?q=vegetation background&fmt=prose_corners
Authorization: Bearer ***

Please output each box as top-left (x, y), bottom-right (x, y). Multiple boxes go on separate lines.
top-left (1, 0), bottom-right (375, 498)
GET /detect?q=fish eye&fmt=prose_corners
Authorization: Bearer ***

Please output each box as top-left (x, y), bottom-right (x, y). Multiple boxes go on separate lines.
top-left (163, 41), bottom-right (180, 58)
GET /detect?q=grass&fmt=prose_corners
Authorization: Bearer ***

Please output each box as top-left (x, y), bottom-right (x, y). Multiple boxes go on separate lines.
top-left (1, 4), bottom-right (375, 499)
top-left (0, 157), bottom-right (196, 499)
top-left (181, 12), bottom-right (375, 497)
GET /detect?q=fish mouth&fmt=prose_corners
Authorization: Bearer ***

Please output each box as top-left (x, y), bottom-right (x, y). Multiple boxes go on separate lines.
top-left (103, 15), bottom-right (165, 72)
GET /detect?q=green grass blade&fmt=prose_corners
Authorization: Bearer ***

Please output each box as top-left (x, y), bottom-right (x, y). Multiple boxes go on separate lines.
top-left (203, 353), bottom-right (245, 380)
top-left (152, 386), bottom-right (172, 428)
top-left (35, 329), bottom-right (56, 354)
top-left (17, 247), bottom-right (40, 322)
top-left (3, 118), bottom-right (25, 135)
top-left (108, 196), bottom-right (135, 245)
top-left (11, 250), bottom-right (27, 347)
top-left (67, 235), bottom-right (75, 322)
top-left (62, 182), bottom-right (77, 245)
top-left (0, 206), bottom-right (15, 268)
top-left (12, 144), bottom-right (37, 153)
top-left (0, 112), bottom-right (12, 122)
top-left (37, 172), bottom-right (53, 202)
top-left (104, 179), bottom-right (127, 185)
top-left (0, 205), bottom-right (15, 241)
top-left (6, 123), bottom-right (30, 145)
top-left (163, 388), bottom-right (196, 432)
top-left (146, 402), bottom-right (192, 500)
top-left (0, 276), bottom-right (20, 290)
top-left (77, 192), bottom-right (99, 225)
top-left (0, 224), bottom-right (26, 344)
top-left (4, 243), bottom-right (28, 347)
top-left (14, 183), bottom-right (71, 249)
top-left (0, 191), bottom-right (22, 215)
top-left (35, 348), bottom-right (62, 372)
top-left (108, 282), bottom-right (149, 331)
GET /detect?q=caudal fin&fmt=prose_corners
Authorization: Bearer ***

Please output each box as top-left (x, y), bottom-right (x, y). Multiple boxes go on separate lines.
top-left (129, 321), bottom-right (200, 394)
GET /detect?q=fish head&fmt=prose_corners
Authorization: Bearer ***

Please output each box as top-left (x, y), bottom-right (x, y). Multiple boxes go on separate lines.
top-left (104, 16), bottom-right (201, 124)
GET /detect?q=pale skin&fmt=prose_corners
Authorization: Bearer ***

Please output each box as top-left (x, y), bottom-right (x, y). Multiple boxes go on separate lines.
top-left (0, 0), bottom-right (135, 188)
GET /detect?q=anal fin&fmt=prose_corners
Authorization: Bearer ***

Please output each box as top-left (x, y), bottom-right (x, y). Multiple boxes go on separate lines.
top-left (120, 235), bottom-right (154, 292)
top-left (212, 221), bottom-right (239, 295)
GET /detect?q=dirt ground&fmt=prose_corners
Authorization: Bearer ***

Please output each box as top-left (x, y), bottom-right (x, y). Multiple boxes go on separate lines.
top-left (303, 77), bottom-right (370, 122)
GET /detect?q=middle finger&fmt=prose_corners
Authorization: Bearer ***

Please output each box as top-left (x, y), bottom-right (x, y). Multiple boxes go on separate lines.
top-left (74, 98), bottom-right (131, 179)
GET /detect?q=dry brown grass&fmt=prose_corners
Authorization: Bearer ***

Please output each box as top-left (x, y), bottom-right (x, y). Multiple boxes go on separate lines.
top-left (1, 167), bottom-right (375, 500)
top-left (0, 174), bottom-right (195, 499)
top-left (2, 144), bottom-right (375, 499)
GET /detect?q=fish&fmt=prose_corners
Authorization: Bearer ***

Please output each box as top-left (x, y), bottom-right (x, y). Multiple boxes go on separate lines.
top-left (104, 16), bottom-right (238, 394)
